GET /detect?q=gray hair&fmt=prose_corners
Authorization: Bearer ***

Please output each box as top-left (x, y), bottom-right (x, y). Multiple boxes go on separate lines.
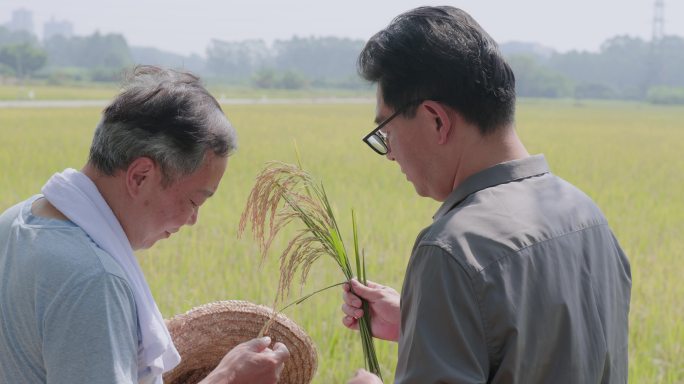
top-left (88, 65), bottom-right (237, 185)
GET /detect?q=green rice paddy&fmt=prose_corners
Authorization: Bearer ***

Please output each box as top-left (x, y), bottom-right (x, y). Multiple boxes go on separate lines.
top-left (1, 98), bottom-right (682, 383)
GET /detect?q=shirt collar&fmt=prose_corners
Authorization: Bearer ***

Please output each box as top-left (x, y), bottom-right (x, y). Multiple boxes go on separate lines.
top-left (433, 154), bottom-right (550, 221)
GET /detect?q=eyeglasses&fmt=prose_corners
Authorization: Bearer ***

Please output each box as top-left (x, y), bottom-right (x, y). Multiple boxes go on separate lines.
top-left (362, 102), bottom-right (419, 155)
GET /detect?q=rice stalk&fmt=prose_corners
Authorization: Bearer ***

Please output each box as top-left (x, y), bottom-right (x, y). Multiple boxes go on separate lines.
top-left (238, 161), bottom-right (382, 379)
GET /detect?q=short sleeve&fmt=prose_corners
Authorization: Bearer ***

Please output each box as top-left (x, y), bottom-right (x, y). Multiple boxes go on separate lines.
top-left (395, 245), bottom-right (489, 384)
top-left (42, 272), bottom-right (138, 384)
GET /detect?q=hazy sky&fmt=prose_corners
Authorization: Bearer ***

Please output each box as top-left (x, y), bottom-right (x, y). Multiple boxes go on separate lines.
top-left (1, 0), bottom-right (682, 56)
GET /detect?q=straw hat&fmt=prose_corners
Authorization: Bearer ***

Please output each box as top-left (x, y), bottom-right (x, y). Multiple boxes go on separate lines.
top-left (163, 300), bottom-right (318, 384)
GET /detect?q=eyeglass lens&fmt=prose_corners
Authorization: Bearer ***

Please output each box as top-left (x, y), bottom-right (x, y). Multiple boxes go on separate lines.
top-left (367, 134), bottom-right (387, 154)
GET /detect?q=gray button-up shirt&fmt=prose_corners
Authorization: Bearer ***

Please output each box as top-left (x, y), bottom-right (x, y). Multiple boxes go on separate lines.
top-left (395, 155), bottom-right (631, 383)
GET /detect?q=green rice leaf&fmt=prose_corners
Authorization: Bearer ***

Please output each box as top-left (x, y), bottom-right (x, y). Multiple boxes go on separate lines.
top-left (352, 209), bottom-right (361, 280)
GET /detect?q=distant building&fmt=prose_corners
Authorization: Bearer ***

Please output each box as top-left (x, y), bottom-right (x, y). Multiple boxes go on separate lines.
top-left (43, 18), bottom-right (74, 40)
top-left (5, 8), bottom-right (35, 35)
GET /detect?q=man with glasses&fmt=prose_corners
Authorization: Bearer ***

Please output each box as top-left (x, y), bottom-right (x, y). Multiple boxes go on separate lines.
top-left (342, 6), bottom-right (631, 384)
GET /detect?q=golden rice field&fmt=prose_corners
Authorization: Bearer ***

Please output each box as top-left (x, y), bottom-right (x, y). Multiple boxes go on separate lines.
top-left (0, 99), bottom-right (682, 383)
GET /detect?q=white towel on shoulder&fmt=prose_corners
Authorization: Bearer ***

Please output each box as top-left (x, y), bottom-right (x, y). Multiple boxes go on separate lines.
top-left (42, 168), bottom-right (180, 380)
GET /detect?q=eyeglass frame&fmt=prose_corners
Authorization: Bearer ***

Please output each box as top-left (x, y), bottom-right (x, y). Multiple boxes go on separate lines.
top-left (362, 100), bottom-right (423, 155)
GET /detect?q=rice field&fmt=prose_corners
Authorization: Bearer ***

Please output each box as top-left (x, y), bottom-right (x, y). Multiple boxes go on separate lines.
top-left (0, 99), bottom-right (682, 383)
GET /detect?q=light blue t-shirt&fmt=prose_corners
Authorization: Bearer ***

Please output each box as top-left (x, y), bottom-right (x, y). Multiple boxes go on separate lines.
top-left (0, 195), bottom-right (141, 383)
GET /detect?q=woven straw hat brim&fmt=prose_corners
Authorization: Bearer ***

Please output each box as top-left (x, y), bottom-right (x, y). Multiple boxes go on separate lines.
top-left (163, 300), bottom-right (318, 384)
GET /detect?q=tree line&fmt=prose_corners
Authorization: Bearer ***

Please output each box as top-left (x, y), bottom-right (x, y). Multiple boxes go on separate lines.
top-left (1, 26), bottom-right (683, 103)
top-left (505, 36), bottom-right (684, 104)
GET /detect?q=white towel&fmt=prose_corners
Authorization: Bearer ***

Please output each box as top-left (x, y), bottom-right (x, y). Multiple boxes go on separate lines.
top-left (42, 168), bottom-right (181, 380)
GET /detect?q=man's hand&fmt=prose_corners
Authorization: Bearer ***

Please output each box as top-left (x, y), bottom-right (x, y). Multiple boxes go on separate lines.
top-left (200, 336), bottom-right (290, 384)
top-left (341, 279), bottom-right (401, 342)
top-left (347, 369), bottom-right (383, 384)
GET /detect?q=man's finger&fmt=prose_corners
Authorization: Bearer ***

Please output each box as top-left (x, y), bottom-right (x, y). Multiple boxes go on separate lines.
top-left (350, 279), bottom-right (383, 300)
top-left (342, 315), bottom-right (359, 330)
top-left (242, 336), bottom-right (271, 351)
top-left (342, 303), bottom-right (363, 318)
top-left (272, 342), bottom-right (290, 361)
top-left (351, 278), bottom-right (380, 288)
top-left (343, 290), bottom-right (363, 307)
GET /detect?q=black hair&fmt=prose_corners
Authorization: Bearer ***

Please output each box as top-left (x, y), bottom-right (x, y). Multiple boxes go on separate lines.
top-left (358, 6), bottom-right (516, 134)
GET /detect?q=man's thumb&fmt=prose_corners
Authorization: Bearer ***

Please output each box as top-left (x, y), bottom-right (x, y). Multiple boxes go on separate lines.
top-left (244, 336), bottom-right (271, 351)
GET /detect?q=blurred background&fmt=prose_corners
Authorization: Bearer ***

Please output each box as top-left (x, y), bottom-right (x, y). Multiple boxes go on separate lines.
top-left (1, 2), bottom-right (683, 383)
top-left (1, 0), bottom-right (683, 103)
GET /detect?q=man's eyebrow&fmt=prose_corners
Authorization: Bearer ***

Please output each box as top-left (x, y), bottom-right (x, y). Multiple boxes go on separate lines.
top-left (199, 189), bottom-right (215, 198)
top-left (374, 115), bottom-right (384, 125)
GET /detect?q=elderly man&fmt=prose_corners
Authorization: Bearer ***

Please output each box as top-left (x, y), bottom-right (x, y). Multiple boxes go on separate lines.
top-left (0, 65), bottom-right (289, 384)
top-left (342, 6), bottom-right (631, 384)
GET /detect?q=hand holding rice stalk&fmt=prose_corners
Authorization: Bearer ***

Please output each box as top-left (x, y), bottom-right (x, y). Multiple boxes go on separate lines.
top-left (238, 161), bottom-right (382, 379)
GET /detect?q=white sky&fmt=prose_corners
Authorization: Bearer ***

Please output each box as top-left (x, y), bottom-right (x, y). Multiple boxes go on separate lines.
top-left (1, 0), bottom-right (682, 56)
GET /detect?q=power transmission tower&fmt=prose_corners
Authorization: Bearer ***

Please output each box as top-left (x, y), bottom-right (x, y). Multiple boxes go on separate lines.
top-left (652, 0), bottom-right (665, 41)
top-left (645, 0), bottom-right (665, 97)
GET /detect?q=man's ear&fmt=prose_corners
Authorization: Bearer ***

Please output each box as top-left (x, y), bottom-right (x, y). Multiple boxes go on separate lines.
top-left (125, 157), bottom-right (157, 197)
top-left (423, 101), bottom-right (453, 145)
